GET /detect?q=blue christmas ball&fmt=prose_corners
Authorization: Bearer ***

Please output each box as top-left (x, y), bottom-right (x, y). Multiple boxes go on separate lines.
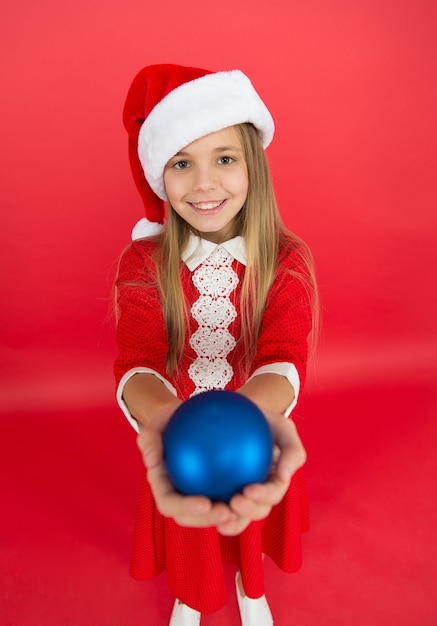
top-left (163, 390), bottom-right (273, 503)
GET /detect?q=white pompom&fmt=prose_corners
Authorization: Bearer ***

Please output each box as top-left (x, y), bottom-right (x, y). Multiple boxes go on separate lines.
top-left (131, 217), bottom-right (164, 240)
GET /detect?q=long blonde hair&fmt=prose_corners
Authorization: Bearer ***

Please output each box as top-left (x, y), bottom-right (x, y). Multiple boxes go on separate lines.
top-left (152, 122), bottom-right (318, 376)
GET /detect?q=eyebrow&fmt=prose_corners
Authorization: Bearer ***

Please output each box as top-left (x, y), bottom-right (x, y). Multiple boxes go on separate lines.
top-left (174, 145), bottom-right (243, 156)
top-left (213, 145), bottom-right (243, 152)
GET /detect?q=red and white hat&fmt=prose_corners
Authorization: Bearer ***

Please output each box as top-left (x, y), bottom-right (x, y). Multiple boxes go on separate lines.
top-left (123, 64), bottom-right (275, 239)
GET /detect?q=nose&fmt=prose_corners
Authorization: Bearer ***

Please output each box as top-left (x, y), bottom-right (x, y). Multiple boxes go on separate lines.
top-left (191, 165), bottom-right (217, 192)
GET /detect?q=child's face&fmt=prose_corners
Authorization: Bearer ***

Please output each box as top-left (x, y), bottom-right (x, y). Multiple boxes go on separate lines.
top-left (163, 126), bottom-right (248, 243)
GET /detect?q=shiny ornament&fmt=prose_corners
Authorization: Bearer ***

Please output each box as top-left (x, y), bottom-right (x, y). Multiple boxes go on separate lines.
top-left (163, 390), bottom-right (273, 502)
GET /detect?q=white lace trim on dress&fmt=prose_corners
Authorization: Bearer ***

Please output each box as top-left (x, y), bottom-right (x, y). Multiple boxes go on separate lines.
top-left (188, 246), bottom-right (238, 394)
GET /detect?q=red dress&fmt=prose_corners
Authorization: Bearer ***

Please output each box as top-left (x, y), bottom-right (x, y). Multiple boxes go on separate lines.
top-left (114, 235), bottom-right (312, 613)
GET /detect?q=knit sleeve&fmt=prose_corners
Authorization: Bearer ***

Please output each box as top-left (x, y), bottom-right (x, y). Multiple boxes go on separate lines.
top-left (250, 241), bottom-right (314, 390)
top-left (113, 241), bottom-right (170, 389)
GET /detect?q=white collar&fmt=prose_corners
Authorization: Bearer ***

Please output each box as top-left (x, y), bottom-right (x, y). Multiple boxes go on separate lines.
top-left (181, 233), bottom-right (247, 271)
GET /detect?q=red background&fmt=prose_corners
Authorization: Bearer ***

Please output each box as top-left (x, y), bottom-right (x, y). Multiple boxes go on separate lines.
top-left (1, 1), bottom-right (436, 624)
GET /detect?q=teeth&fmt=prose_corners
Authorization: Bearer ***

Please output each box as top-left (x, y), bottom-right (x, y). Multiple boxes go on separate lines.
top-left (191, 201), bottom-right (223, 210)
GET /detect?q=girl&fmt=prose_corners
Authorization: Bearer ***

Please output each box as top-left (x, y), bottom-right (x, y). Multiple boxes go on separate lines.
top-left (114, 64), bottom-right (317, 626)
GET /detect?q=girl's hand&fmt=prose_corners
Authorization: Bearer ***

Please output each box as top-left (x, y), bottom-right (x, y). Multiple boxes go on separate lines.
top-left (136, 407), bottom-right (247, 533)
top-left (220, 410), bottom-right (307, 534)
top-left (137, 406), bottom-right (306, 536)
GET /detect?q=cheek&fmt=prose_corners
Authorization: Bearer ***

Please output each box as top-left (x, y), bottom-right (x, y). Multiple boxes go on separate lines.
top-left (227, 168), bottom-right (248, 195)
top-left (236, 173), bottom-right (249, 200)
top-left (163, 174), bottom-right (181, 203)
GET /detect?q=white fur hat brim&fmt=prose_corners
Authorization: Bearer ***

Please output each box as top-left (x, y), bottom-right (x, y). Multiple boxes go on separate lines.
top-left (137, 70), bottom-right (274, 201)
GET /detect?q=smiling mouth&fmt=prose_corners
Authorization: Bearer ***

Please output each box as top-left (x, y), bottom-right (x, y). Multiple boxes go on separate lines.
top-left (189, 200), bottom-right (226, 211)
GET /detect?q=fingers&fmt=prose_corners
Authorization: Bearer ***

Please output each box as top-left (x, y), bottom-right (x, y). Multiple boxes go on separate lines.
top-left (229, 492), bottom-right (273, 522)
top-left (136, 411), bottom-right (169, 469)
top-left (147, 458), bottom-right (244, 530)
top-left (147, 460), bottom-right (209, 522)
top-left (135, 407), bottom-right (306, 535)
top-left (216, 515), bottom-right (251, 536)
top-left (261, 411), bottom-right (307, 484)
top-left (229, 414), bottom-right (307, 519)
top-left (136, 417), bottom-right (246, 532)
top-left (272, 415), bottom-right (307, 482)
top-left (137, 430), bottom-right (163, 469)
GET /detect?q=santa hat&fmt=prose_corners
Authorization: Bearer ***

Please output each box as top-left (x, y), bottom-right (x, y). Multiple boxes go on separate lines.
top-left (123, 63), bottom-right (275, 239)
